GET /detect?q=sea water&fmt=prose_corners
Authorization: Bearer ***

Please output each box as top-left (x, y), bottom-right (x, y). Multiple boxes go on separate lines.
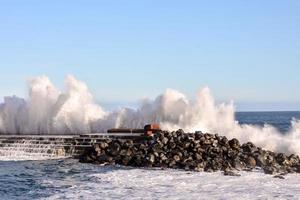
top-left (0, 112), bottom-right (300, 200)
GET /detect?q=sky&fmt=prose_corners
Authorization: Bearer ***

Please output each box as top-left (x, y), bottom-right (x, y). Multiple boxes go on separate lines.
top-left (0, 0), bottom-right (299, 111)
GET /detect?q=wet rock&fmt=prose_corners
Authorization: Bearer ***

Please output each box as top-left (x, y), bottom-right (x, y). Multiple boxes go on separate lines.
top-left (79, 129), bottom-right (300, 176)
top-left (224, 171), bottom-right (241, 177)
top-left (94, 144), bottom-right (102, 153)
top-left (194, 153), bottom-right (202, 161)
top-left (176, 129), bottom-right (185, 135)
top-left (160, 153), bottom-right (168, 161)
top-left (288, 154), bottom-right (300, 166)
top-left (241, 142), bottom-right (256, 154)
top-left (245, 156), bottom-right (256, 168)
top-left (263, 166), bottom-right (276, 175)
top-left (107, 142), bottom-right (121, 156)
top-left (97, 153), bottom-right (110, 163)
top-left (194, 131), bottom-right (203, 140)
top-left (227, 149), bottom-right (238, 159)
top-left (168, 141), bottom-right (176, 149)
top-left (276, 153), bottom-right (286, 163)
top-left (168, 160), bottom-right (177, 168)
top-left (229, 138), bottom-right (240, 150)
top-left (123, 140), bottom-right (134, 148)
top-left (99, 141), bottom-right (109, 149)
top-left (265, 153), bottom-right (275, 166)
top-left (273, 175), bottom-right (285, 179)
top-left (294, 164), bottom-right (300, 173)
top-left (161, 137), bottom-right (169, 145)
top-left (173, 155), bottom-right (181, 162)
top-left (121, 156), bottom-right (131, 165)
top-left (231, 158), bottom-right (245, 169)
top-left (147, 154), bottom-right (155, 164)
top-left (203, 139), bottom-right (213, 145)
top-left (218, 136), bottom-right (229, 146)
top-left (254, 151), bottom-right (267, 167)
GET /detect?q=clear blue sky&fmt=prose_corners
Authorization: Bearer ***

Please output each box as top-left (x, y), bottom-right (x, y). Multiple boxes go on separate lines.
top-left (0, 0), bottom-right (300, 111)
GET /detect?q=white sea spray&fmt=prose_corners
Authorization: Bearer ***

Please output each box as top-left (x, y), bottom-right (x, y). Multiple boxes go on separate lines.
top-left (0, 75), bottom-right (299, 154)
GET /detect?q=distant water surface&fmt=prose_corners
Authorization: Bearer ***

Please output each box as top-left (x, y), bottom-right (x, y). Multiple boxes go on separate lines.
top-left (236, 111), bottom-right (300, 133)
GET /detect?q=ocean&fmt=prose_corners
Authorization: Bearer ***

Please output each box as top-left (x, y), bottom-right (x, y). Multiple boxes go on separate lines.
top-left (1, 111), bottom-right (300, 200)
top-left (236, 111), bottom-right (300, 133)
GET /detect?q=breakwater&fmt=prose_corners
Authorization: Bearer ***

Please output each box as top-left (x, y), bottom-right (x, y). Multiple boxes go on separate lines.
top-left (1, 126), bottom-right (300, 178)
top-left (79, 129), bottom-right (300, 177)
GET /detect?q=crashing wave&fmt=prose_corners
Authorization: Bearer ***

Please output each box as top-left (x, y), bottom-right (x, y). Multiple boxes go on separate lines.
top-left (0, 75), bottom-right (300, 154)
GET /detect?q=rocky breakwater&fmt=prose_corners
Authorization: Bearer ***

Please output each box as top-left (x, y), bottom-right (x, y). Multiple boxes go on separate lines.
top-left (79, 130), bottom-right (300, 177)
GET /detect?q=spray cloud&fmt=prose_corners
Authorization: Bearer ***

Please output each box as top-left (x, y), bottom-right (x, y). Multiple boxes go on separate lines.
top-left (0, 75), bottom-right (299, 154)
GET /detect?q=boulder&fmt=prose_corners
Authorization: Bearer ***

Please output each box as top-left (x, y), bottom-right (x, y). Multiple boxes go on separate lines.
top-left (245, 156), bottom-right (256, 168)
top-left (263, 166), bottom-right (276, 175)
top-left (273, 175), bottom-right (285, 179)
top-left (228, 138), bottom-right (240, 150)
top-left (224, 170), bottom-right (241, 177)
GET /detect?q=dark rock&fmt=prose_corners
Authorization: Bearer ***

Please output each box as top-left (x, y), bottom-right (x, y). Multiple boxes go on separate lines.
top-left (183, 142), bottom-right (191, 148)
top-left (275, 153), bottom-right (288, 165)
top-left (176, 129), bottom-right (185, 135)
top-left (107, 142), bottom-right (121, 156)
top-left (203, 139), bottom-right (213, 145)
top-left (273, 175), bottom-right (285, 179)
top-left (123, 140), bottom-right (134, 148)
top-left (173, 155), bottom-right (180, 162)
top-left (231, 158), bottom-right (245, 169)
top-left (224, 171), bottom-right (241, 177)
top-left (168, 141), bottom-right (176, 149)
top-left (263, 166), bottom-right (276, 175)
top-left (241, 142), bottom-right (256, 154)
top-left (160, 153), bottom-right (168, 161)
top-left (96, 153), bottom-right (110, 163)
top-left (245, 156), bottom-right (256, 168)
top-left (265, 154), bottom-right (275, 166)
top-left (254, 152), bottom-right (267, 167)
top-left (295, 164), bottom-right (300, 173)
top-left (227, 149), bottom-right (238, 159)
top-left (194, 153), bottom-right (202, 161)
top-left (119, 149), bottom-right (127, 156)
top-left (79, 129), bottom-right (300, 176)
top-left (289, 154), bottom-right (300, 166)
top-left (229, 138), bottom-right (240, 150)
top-left (121, 156), bottom-right (131, 165)
top-left (194, 131), bottom-right (203, 140)
top-left (218, 136), bottom-right (229, 146)
top-left (168, 160), bottom-right (176, 168)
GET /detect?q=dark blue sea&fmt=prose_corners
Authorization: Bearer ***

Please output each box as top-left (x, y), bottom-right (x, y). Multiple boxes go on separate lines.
top-left (236, 111), bottom-right (300, 133)
top-left (0, 112), bottom-right (300, 200)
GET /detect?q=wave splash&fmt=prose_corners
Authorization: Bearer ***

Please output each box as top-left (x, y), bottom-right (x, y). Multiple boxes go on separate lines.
top-left (0, 75), bottom-right (299, 154)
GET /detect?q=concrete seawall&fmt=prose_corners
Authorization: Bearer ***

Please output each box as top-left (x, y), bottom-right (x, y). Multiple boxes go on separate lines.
top-left (0, 133), bottom-right (149, 159)
top-left (0, 124), bottom-right (160, 160)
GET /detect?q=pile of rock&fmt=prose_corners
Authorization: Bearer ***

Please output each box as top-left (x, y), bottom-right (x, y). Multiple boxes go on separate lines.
top-left (79, 130), bottom-right (300, 176)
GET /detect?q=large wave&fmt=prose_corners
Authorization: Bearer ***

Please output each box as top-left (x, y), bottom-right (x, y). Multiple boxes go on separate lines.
top-left (0, 75), bottom-right (300, 154)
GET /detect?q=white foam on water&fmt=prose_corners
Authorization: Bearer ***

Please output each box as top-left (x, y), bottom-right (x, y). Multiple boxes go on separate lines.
top-left (44, 167), bottom-right (300, 200)
top-left (0, 139), bottom-right (68, 161)
top-left (0, 75), bottom-right (300, 157)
